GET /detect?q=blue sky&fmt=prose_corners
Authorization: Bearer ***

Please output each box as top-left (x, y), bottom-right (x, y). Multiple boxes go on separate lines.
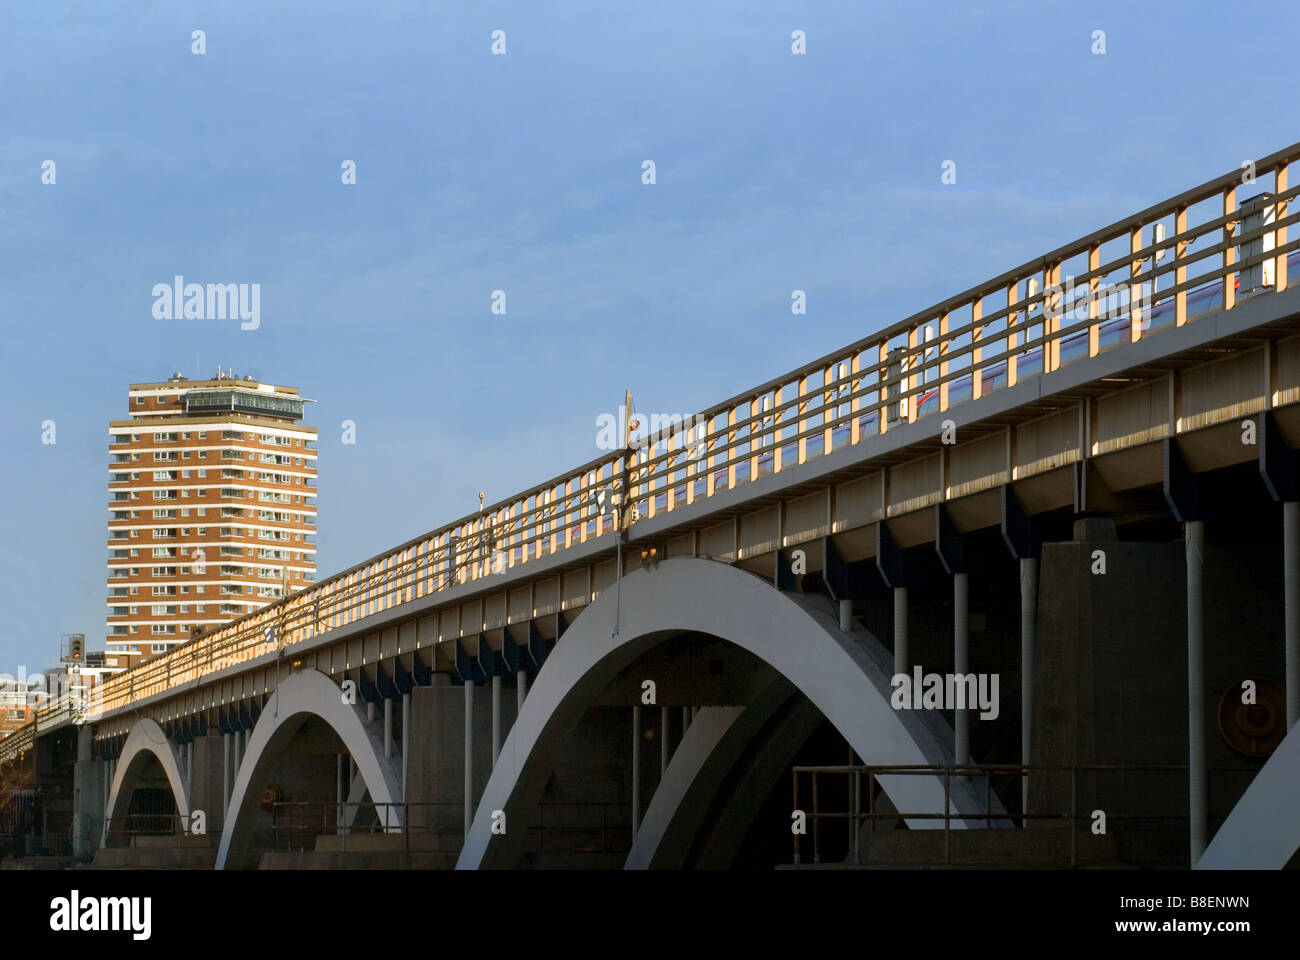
top-left (0, 0), bottom-right (1296, 670)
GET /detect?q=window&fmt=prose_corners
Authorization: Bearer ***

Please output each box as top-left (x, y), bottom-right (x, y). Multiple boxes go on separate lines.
top-left (151, 625), bottom-right (172, 635)
top-left (197, 432), bottom-right (206, 439)
top-left (135, 396), bottom-right (144, 405)
top-left (129, 606), bottom-right (138, 615)
top-left (182, 452), bottom-right (190, 459)
top-left (196, 604), bottom-right (206, 612)
top-left (152, 642), bottom-right (169, 651)
top-left (155, 431), bottom-right (176, 442)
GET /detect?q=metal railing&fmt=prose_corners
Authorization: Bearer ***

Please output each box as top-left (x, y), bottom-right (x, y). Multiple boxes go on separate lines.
top-left (3, 144), bottom-right (1297, 757)
top-left (791, 762), bottom-right (1257, 867)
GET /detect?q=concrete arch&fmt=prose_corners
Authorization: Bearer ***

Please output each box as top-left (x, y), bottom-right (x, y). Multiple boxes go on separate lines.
top-left (458, 557), bottom-right (1001, 869)
top-left (628, 684), bottom-right (829, 869)
top-left (1196, 720), bottom-right (1300, 869)
top-left (215, 668), bottom-right (404, 869)
top-left (102, 717), bottom-right (190, 846)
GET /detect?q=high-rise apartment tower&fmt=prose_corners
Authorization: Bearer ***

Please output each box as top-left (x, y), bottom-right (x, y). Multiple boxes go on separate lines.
top-left (106, 372), bottom-right (317, 668)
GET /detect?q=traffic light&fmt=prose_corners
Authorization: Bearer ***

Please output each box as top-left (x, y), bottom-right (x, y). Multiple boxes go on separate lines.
top-left (68, 635), bottom-right (84, 661)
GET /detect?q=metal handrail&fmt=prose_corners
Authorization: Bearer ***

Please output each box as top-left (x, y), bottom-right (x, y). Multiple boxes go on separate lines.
top-left (791, 762), bottom-right (1258, 867)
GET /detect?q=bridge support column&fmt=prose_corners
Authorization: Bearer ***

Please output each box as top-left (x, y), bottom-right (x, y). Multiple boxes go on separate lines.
top-left (189, 730), bottom-right (225, 831)
top-left (893, 587), bottom-right (908, 674)
top-left (838, 598), bottom-right (853, 632)
top-left (464, 681), bottom-right (474, 843)
top-left (516, 669), bottom-right (527, 714)
top-left (72, 726), bottom-right (105, 860)
top-left (232, 730), bottom-right (243, 781)
top-left (402, 692), bottom-right (410, 801)
top-left (492, 675), bottom-right (502, 766)
top-left (1020, 557), bottom-right (1038, 817)
top-left (954, 572), bottom-right (970, 769)
top-left (222, 733), bottom-right (232, 815)
top-left (1286, 502), bottom-right (1299, 730)
top-left (632, 705), bottom-right (642, 839)
top-left (1186, 519), bottom-right (1207, 865)
top-left (103, 757), bottom-right (112, 822)
top-left (681, 706), bottom-right (689, 734)
top-left (384, 698), bottom-right (393, 759)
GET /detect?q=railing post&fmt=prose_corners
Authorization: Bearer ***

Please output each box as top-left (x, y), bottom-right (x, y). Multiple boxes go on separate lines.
top-left (1276, 162), bottom-right (1289, 294)
top-left (1174, 206), bottom-right (1189, 326)
top-left (1006, 285), bottom-right (1020, 387)
top-left (876, 345), bottom-right (889, 434)
top-left (1087, 244), bottom-right (1101, 356)
top-left (938, 313), bottom-right (950, 412)
top-left (1130, 227), bottom-right (1146, 342)
top-left (849, 356), bottom-right (862, 444)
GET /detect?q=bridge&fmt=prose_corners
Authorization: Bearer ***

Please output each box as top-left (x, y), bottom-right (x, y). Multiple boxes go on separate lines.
top-left (4, 142), bottom-right (1300, 870)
